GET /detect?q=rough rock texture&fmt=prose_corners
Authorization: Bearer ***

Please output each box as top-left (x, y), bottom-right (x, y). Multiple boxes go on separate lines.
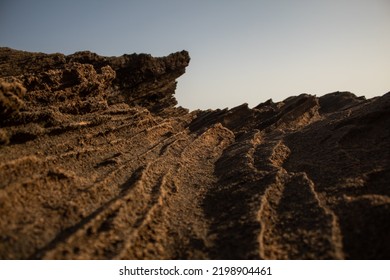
top-left (0, 47), bottom-right (389, 259)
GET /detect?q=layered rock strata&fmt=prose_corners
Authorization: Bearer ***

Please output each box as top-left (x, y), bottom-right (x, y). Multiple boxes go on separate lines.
top-left (0, 47), bottom-right (389, 259)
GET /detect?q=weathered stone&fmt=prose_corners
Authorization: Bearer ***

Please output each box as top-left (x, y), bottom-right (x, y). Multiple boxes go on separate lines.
top-left (0, 47), bottom-right (389, 260)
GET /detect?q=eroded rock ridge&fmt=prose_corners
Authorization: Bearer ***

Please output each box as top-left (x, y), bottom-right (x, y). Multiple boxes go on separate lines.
top-left (0, 47), bottom-right (389, 259)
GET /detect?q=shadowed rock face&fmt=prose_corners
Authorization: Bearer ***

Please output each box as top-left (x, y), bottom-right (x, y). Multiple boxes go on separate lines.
top-left (0, 47), bottom-right (389, 260)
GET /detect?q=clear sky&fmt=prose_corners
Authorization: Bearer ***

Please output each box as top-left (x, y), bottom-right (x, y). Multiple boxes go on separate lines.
top-left (1, 0), bottom-right (389, 110)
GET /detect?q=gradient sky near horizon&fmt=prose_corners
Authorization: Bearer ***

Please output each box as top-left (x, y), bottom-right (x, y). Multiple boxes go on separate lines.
top-left (1, 0), bottom-right (389, 110)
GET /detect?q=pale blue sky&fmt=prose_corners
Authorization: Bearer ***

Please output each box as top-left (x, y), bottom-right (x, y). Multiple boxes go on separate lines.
top-left (1, 0), bottom-right (389, 109)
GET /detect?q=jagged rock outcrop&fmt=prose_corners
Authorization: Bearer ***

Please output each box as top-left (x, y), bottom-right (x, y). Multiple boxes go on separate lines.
top-left (0, 47), bottom-right (389, 259)
top-left (0, 47), bottom-right (189, 117)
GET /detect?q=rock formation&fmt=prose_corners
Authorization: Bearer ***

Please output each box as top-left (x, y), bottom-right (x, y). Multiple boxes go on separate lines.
top-left (0, 47), bottom-right (389, 259)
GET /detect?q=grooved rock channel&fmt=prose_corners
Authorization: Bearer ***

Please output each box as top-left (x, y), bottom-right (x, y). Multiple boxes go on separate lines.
top-left (0, 47), bottom-right (389, 259)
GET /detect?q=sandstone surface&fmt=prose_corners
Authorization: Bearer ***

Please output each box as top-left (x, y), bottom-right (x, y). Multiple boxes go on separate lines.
top-left (0, 47), bottom-right (389, 259)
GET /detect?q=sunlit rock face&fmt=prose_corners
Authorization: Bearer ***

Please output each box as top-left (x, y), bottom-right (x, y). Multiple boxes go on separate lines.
top-left (0, 47), bottom-right (389, 259)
